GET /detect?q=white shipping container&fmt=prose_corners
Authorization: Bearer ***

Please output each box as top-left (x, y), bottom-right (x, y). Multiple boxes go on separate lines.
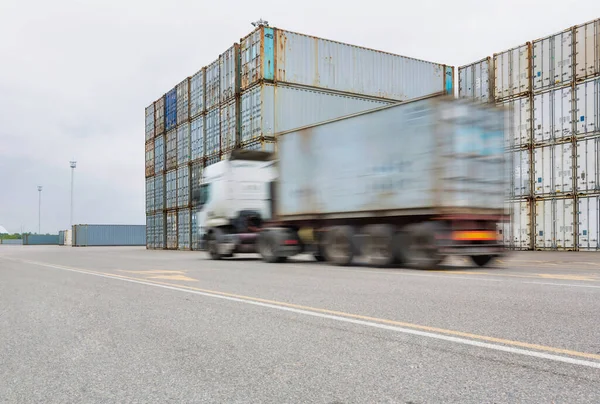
top-left (494, 44), bottom-right (531, 100)
top-left (190, 68), bottom-right (205, 118)
top-left (166, 129), bottom-right (177, 170)
top-left (458, 57), bottom-right (493, 103)
top-left (533, 29), bottom-right (573, 91)
top-left (220, 44), bottom-right (239, 102)
top-left (205, 59), bottom-right (220, 110)
top-left (155, 212), bottom-right (165, 249)
top-left (576, 136), bottom-right (600, 193)
top-left (533, 87), bottom-right (573, 144)
top-left (240, 83), bottom-right (392, 144)
top-left (176, 78), bottom-right (190, 125)
top-left (276, 97), bottom-right (506, 218)
top-left (510, 149), bottom-right (531, 198)
top-left (177, 122), bottom-right (190, 166)
top-left (154, 173), bottom-right (165, 211)
top-left (578, 195), bottom-right (600, 250)
top-left (205, 108), bottom-right (220, 157)
top-left (145, 177), bottom-right (155, 214)
top-left (154, 134), bottom-right (165, 173)
top-left (240, 26), bottom-right (452, 100)
top-left (166, 211), bottom-right (177, 249)
top-left (177, 165), bottom-right (190, 208)
top-left (190, 115), bottom-right (204, 161)
top-left (166, 169), bottom-right (177, 209)
top-left (535, 198), bottom-right (575, 250)
top-left (501, 96), bottom-right (532, 148)
top-left (533, 144), bottom-right (574, 195)
top-left (178, 209), bottom-right (191, 250)
top-left (575, 19), bottom-right (600, 82)
top-left (145, 104), bottom-right (155, 141)
top-left (220, 99), bottom-right (238, 151)
top-left (65, 229), bottom-right (72, 246)
top-left (502, 200), bottom-right (531, 250)
top-left (575, 78), bottom-right (600, 137)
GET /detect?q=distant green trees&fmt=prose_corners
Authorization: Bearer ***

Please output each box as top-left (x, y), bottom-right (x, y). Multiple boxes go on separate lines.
top-left (0, 233), bottom-right (23, 240)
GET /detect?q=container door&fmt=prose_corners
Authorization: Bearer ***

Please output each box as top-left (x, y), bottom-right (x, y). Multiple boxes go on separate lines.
top-left (555, 198), bottom-right (575, 249)
top-left (535, 199), bottom-right (553, 249)
top-left (578, 195), bottom-right (600, 250)
top-left (533, 92), bottom-right (552, 144)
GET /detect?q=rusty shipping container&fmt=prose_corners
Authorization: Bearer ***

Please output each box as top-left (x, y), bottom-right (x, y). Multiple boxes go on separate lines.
top-left (154, 96), bottom-right (165, 136)
top-left (145, 140), bottom-right (154, 177)
top-left (176, 78), bottom-right (190, 125)
top-left (145, 104), bottom-right (155, 141)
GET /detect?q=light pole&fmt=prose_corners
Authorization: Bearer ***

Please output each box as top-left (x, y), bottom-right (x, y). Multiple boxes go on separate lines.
top-left (70, 161), bottom-right (77, 228)
top-left (37, 186), bottom-right (43, 234)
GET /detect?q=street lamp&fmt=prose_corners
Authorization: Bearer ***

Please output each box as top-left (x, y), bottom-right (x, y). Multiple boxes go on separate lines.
top-left (37, 186), bottom-right (43, 234)
top-left (70, 161), bottom-right (77, 228)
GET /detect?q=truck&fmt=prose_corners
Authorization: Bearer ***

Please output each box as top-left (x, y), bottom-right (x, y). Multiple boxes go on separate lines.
top-left (192, 94), bottom-right (508, 269)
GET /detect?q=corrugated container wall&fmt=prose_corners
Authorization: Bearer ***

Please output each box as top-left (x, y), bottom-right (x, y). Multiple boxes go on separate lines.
top-left (0, 239), bottom-right (23, 245)
top-left (494, 43), bottom-right (531, 101)
top-left (191, 162), bottom-right (203, 201)
top-left (155, 212), bottom-right (165, 249)
top-left (59, 231), bottom-right (65, 246)
top-left (576, 136), bottom-right (600, 193)
top-left (458, 57), bottom-right (494, 103)
top-left (205, 107), bottom-right (220, 157)
top-left (155, 96), bottom-right (165, 135)
top-left (154, 173), bottom-right (165, 211)
top-left (176, 78), bottom-right (190, 125)
top-left (166, 169), bottom-right (177, 209)
top-left (575, 77), bottom-right (600, 137)
top-left (177, 122), bottom-right (190, 165)
top-left (145, 140), bottom-right (154, 177)
top-left (240, 26), bottom-right (453, 100)
top-left (533, 143), bottom-right (574, 196)
top-left (501, 96), bottom-right (532, 149)
top-left (191, 207), bottom-right (202, 250)
top-left (145, 104), bottom-right (155, 141)
top-left (166, 129), bottom-right (177, 170)
top-left (205, 59), bottom-right (220, 110)
top-left (145, 177), bottom-right (155, 213)
top-left (220, 44), bottom-right (240, 102)
top-left (502, 200), bottom-right (532, 250)
top-left (533, 87), bottom-right (573, 145)
top-left (532, 28), bottom-right (573, 92)
top-left (165, 87), bottom-right (177, 131)
top-left (146, 215), bottom-right (154, 249)
top-left (220, 98), bottom-right (239, 151)
top-left (23, 234), bottom-right (60, 245)
top-left (166, 211), bottom-right (177, 249)
top-left (575, 19), bottom-right (600, 82)
top-left (535, 198), bottom-right (575, 250)
top-left (190, 68), bottom-right (205, 118)
top-left (178, 209), bottom-right (191, 250)
top-left (177, 165), bottom-right (190, 208)
top-left (72, 225), bottom-right (146, 246)
top-left (578, 195), bottom-right (600, 250)
top-left (154, 134), bottom-right (165, 174)
top-left (190, 115), bottom-right (204, 161)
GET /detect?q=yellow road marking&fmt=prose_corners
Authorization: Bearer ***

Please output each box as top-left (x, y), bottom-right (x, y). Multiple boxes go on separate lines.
top-left (147, 275), bottom-right (198, 282)
top-left (439, 270), bottom-right (599, 282)
top-left (537, 274), bottom-right (597, 281)
top-left (14, 259), bottom-right (600, 363)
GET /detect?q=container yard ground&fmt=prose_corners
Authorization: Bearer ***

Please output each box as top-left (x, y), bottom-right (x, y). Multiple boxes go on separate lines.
top-left (1, 246), bottom-right (599, 402)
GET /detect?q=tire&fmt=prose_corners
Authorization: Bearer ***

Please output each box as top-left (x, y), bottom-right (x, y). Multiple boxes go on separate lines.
top-left (400, 223), bottom-right (444, 270)
top-left (323, 226), bottom-right (355, 266)
top-left (207, 230), bottom-right (222, 260)
top-left (258, 231), bottom-right (287, 264)
top-left (470, 255), bottom-right (496, 267)
top-left (314, 253), bottom-right (326, 262)
top-left (363, 225), bottom-right (396, 268)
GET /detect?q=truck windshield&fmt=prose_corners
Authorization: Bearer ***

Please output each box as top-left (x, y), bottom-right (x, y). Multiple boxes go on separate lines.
top-left (198, 183), bottom-right (210, 207)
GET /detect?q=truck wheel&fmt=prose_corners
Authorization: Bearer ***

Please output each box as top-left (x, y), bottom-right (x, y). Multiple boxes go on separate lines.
top-left (207, 230), bottom-right (222, 260)
top-left (364, 225), bottom-right (396, 268)
top-left (401, 223), bottom-right (443, 270)
top-left (470, 255), bottom-right (496, 267)
top-left (323, 226), bottom-right (355, 266)
top-left (258, 231), bottom-right (287, 264)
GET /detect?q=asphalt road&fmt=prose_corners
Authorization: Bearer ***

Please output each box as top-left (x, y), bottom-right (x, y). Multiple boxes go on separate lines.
top-left (1, 246), bottom-right (600, 403)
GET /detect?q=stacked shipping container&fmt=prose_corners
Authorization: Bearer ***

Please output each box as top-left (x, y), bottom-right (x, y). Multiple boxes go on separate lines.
top-left (459, 18), bottom-right (600, 251)
top-left (145, 24), bottom-right (454, 250)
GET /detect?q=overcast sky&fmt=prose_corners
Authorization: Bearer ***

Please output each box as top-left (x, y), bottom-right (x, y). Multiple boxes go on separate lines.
top-left (0, 0), bottom-right (597, 234)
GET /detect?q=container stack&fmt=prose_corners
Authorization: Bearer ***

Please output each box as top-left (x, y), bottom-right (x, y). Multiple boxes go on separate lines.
top-left (459, 17), bottom-right (600, 251)
top-left (145, 24), bottom-right (455, 250)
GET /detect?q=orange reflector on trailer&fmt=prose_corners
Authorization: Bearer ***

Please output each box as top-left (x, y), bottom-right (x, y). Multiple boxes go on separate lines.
top-left (452, 231), bottom-right (497, 241)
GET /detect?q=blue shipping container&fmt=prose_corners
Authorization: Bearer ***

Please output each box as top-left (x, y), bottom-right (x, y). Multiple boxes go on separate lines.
top-left (0, 239), bottom-right (24, 245)
top-left (72, 225), bottom-right (146, 246)
top-left (165, 88), bottom-right (177, 131)
top-left (23, 234), bottom-right (59, 245)
top-left (59, 230), bottom-right (65, 245)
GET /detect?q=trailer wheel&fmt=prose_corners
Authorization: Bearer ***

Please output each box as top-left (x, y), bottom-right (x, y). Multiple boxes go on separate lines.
top-left (258, 231), bottom-right (287, 264)
top-left (401, 223), bottom-right (443, 270)
top-left (364, 225), bottom-right (396, 268)
top-left (323, 226), bottom-right (355, 266)
top-left (470, 255), bottom-right (496, 267)
top-left (207, 230), bottom-right (222, 260)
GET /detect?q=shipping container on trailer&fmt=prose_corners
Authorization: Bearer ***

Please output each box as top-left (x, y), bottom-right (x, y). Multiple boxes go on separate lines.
top-left (145, 177), bottom-right (155, 214)
top-left (190, 68), bottom-right (206, 118)
top-left (145, 140), bottom-right (154, 177)
top-left (220, 98), bottom-right (239, 151)
top-left (575, 77), bottom-right (600, 137)
top-left (534, 197), bottom-right (575, 250)
top-left (166, 211), bottom-right (178, 249)
top-left (501, 96), bottom-right (532, 149)
top-left (177, 122), bottom-right (191, 166)
top-left (205, 107), bottom-right (220, 158)
top-left (155, 96), bottom-right (165, 135)
top-left (145, 104), bottom-right (155, 141)
top-left (166, 129), bottom-right (177, 170)
top-left (178, 208), bottom-right (191, 250)
top-left (205, 59), bottom-right (220, 110)
top-left (577, 194), bottom-right (600, 250)
top-left (177, 165), bottom-right (190, 208)
top-left (220, 44), bottom-right (240, 102)
top-left (532, 28), bottom-right (574, 92)
top-left (165, 88), bottom-right (177, 131)
top-left (575, 19), bottom-right (600, 82)
top-left (240, 26), bottom-right (454, 100)
top-left (502, 199), bottom-right (532, 250)
top-left (240, 82), bottom-right (393, 144)
top-left (533, 86), bottom-right (574, 145)
top-left (575, 136), bottom-right (600, 193)
top-left (155, 212), bottom-right (165, 249)
top-left (510, 149), bottom-right (531, 198)
top-left (458, 57), bottom-right (494, 103)
top-left (72, 225), bottom-right (146, 247)
top-left (22, 234), bottom-right (59, 245)
top-left (190, 115), bottom-right (205, 162)
top-left (154, 173), bottom-right (165, 211)
top-left (533, 143), bottom-right (574, 196)
top-left (166, 169), bottom-right (177, 209)
top-left (176, 78), bottom-right (190, 125)
top-left (494, 43), bottom-right (531, 101)
top-left (154, 134), bottom-right (165, 174)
